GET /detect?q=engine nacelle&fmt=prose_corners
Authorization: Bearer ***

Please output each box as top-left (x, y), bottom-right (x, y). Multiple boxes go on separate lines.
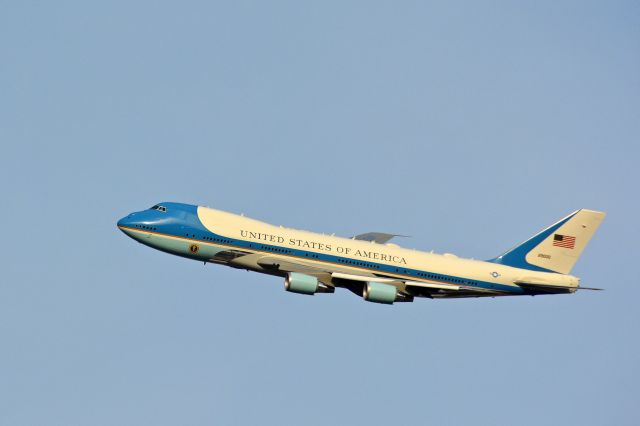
top-left (363, 282), bottom-right (397, 304)
top-left (285, 273), bottom-right (334, 295)
top-left (362, 282), bottom-right (412, 304)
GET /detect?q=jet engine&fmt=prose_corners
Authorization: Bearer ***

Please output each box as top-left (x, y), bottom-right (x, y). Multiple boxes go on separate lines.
top-left (285, 272), bottom-right (334, 295)
top-left (363, 282), bottom-right (412, 304)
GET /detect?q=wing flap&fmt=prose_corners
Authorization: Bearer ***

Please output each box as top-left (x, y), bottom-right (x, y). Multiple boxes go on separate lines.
top-left (331, 272), bottom-right (397, 283)
top-left (404, 280), bottom-right (461, 291)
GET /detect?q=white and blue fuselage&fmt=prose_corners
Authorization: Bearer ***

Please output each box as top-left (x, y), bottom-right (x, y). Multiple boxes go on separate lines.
top-left (117, 202), bottom-right (605, 304)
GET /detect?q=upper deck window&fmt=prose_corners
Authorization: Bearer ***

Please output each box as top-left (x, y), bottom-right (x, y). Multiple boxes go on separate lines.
top-left (150, 204), bottom-right (167, 212)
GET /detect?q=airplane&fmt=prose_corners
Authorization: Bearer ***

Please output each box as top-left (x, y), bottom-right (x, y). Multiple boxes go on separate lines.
top-left (116, 203), bottom-right (605, 304)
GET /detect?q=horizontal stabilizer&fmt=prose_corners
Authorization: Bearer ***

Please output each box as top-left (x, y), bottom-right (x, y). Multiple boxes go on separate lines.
top-left (515, 280), bottom-right (603, 292)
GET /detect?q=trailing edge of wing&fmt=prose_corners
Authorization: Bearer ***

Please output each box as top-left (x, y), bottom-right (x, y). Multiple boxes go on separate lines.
top-left (404, 280), bottom-right (461, 291)
top-left (331, 272), bottom-right (397, 283)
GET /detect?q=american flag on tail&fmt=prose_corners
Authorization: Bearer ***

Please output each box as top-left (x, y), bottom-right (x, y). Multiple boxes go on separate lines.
top-left (553, 234), bottom-right (576, 249)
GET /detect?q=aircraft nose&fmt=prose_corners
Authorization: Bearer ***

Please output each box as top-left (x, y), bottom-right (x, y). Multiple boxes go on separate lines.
top-left (117, 213), bottom-right (136, 229)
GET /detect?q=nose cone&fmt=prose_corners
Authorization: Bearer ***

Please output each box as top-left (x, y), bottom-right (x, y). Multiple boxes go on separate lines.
top-left (117, 213), bottom-right (138, 237)
top-left (117, 214), bottom-right (133, 228)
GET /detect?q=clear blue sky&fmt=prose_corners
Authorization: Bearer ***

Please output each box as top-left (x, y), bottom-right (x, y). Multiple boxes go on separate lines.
top-left (1, 1), bottom-right (638, 425)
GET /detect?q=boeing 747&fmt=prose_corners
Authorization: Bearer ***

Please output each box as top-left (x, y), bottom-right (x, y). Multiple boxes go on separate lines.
top-left (117, 203), bottom-right (605, 304)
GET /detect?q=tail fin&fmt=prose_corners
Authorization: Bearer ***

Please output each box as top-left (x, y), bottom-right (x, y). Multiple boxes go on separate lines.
top-left (489, 209), bottom-right (606, 274)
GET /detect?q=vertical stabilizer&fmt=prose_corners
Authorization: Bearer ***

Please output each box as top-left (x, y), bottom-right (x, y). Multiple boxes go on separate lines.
top-left (489, 209), bottom-right (606, 274)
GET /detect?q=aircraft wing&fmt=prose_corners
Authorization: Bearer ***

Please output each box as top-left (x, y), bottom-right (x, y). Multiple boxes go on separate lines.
top-left (230, 253), bottom-right (398, 286)
top-left (228, 253), bottom-right (504, 299)
top-left (228, 254), bottom-right (336, 285)
top-left (352, 232), bottom-right (407, 244)
top-left (257, 256), bottom-right (332, 276)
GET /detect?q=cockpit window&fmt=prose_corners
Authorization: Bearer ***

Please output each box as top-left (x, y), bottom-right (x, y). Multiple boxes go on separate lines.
top-left (150, 204), bottom-right (167, 212)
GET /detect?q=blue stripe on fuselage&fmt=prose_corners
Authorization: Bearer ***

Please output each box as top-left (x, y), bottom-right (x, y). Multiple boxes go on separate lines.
top-left (148, 204), bottom-right (524, 295)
